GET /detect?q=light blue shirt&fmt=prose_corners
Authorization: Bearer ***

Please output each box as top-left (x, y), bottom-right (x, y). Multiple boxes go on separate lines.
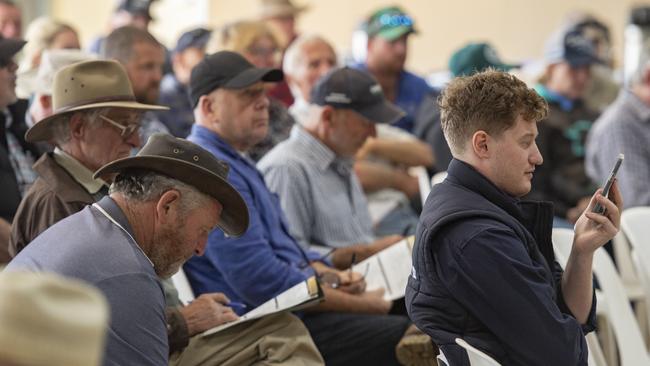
top-left (258, 125), bottom-right (375, 250)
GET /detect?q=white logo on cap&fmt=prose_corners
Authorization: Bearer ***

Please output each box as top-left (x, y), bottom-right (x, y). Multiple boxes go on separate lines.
top-left (325, 93), bottom-right (351, 104)
top-left (370, 84), bottom-right (383, 95)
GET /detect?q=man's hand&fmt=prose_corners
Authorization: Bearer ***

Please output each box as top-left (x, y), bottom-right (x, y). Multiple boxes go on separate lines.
top-left (337, 270), bottom-right (366, 294)
top-left (359, 288), bottom-right (392, 314)
top-left (573, 180), bottom-right (623, 255)
top-left (179, 293), bottom-right (239, 336)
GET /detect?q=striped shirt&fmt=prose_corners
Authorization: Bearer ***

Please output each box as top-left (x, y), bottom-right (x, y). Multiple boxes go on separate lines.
top-left (586, 90), bottom-right (650, 208)
top-left (258, 125), bottom-right (375, 250)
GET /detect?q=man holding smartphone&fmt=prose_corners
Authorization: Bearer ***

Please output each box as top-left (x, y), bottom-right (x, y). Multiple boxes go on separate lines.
top-left (406, 70), bottom-right (622, 366)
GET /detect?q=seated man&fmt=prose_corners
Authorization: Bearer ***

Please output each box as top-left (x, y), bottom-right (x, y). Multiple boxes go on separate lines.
top-left (406, 70), bottom-right (621, 365)
top-left (586, 57), bottom-right (650, 208)
top-left (282, 35), bottom-right (430, 237)
top-left (259, 67), bottom-right (409, 261)
top-left (528, 27), bottom-right (602, 225)
top-left (10, 61), bottom-right (323, 366)
top-left (185, 51), bottom-right (417, 366)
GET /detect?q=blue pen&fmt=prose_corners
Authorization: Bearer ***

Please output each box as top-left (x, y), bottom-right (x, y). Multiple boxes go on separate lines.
top-left (226, 301), bottom-right (247, 310)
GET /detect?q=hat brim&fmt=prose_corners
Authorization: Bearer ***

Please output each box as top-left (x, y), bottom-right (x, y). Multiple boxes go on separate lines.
top-left (355, 101), bottom-right (406, 125)
top-left (224, 67), bottom-right (284, 89)
top-left (0, 38), bottom-right (26, 61)
top-left (93, 155), bottom-right (249, 237)
top-left (567, 55), bottom-right (604, 67)
top-left (260, 4), bottom-right (309, 18)
top-left (375, 26), bottom-right (417, 41)
top-left (25, 100), bottom-right (169, 143)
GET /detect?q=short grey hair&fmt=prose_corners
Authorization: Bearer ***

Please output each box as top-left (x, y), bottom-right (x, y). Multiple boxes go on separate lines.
top-left (282, 33), bottom-right (335, 77)
top-left (109, 169), bottom-right (212, 214)
top-left (51, 107), bottom-right (111, 146)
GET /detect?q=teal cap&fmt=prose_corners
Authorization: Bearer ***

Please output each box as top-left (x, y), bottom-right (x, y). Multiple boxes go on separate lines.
top-left (449, 42), bottom-right (518, 77)
top-left (366, 6), bottom-right (417, 41)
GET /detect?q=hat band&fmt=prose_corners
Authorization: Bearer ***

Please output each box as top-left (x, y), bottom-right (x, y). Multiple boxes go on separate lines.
top-left (54, 95), bottom-right (137, 114)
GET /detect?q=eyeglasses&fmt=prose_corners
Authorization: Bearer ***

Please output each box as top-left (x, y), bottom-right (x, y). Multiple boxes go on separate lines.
top-left (99, 114), bottom-right (140, 138)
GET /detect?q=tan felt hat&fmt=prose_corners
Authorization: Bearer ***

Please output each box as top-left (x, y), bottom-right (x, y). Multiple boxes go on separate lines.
top-left (25, 59), bottom-right (168, 143)
top-left (0, 271), bottom-right (109, 366)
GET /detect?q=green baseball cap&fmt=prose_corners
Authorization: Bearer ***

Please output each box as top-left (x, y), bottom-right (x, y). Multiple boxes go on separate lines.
top-left (365, 6), bottom-right (417, 41)
top-left (449, 42), bottom-right (519, 77)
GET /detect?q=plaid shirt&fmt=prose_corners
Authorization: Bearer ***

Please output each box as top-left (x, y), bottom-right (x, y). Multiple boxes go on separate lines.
top-left (4, 109), bottom-right (37, 196)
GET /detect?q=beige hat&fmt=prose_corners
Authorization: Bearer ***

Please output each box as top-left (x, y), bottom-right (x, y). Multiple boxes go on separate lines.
top-left (259, 0), bottom-right (309, 18)
top-left (25, 59), bottom-right (169, 143)
top-left (0, 271), bottom-right (109, 366)
top-left (18, 49), bottom-right (97, 97)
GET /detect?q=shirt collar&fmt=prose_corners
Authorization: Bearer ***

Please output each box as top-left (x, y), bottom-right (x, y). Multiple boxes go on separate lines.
top-left (622, 89), bottom-right (650, 123)
top-left (290, 125), bottom-right (342, 171)
top-left (534, 84), bottom-right (576, 112)
top-left (53, 147), bottom-right (108, 194)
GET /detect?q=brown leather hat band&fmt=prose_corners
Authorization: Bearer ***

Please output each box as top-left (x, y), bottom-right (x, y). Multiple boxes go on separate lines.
top-left (54, 95), bottom-right (137, 114)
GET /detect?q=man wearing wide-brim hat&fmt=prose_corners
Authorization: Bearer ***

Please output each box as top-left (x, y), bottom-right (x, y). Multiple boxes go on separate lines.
top-left (259, 0), bottom-right (308, 46)
top-left (9, 59), bottom-right (166, 257)
top-left (6, 132), bottom-right (253, 365)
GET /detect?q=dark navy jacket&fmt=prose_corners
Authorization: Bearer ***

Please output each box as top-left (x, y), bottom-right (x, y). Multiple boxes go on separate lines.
top-left (406, 159), bottom-right (596, 366)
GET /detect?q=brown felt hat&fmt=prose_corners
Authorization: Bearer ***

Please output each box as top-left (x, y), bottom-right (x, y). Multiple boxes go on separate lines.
top-left (25, 59), bottom-right (168, 143)
top-left (94, 133), bottom-right (249, 237)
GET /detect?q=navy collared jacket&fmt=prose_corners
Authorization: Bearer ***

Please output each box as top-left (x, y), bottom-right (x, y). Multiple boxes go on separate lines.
top-left (406, 159), bottom-right (596, 366)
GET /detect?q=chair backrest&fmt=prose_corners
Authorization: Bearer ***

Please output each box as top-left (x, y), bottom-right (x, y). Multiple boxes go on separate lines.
top-left (171, 268), bottom-right (195, 305)
top-left (409, 166), bottom-right (431, 204)
top-left (553, 228), bottom-right (650, 366)
top-left (431, 171), bottom-right (448, 186)
top-left (621, 207), bottom-right (650, 301)
top-left (455, 338), bottom-right (501, 366)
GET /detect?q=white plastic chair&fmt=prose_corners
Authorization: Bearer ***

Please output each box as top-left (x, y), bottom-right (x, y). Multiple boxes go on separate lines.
top-left (455, 338), bottom-right (501, 366)
top-left (408, 166), bottom-right (431, 205)
top-left (431, 171), bottom-right (448, 186)
top-left (621, 207), bottom-right (650, 346)
top-left (171, 268), bottom-right (195, 305)
top-left (553, 228), bottom-right (650, 366)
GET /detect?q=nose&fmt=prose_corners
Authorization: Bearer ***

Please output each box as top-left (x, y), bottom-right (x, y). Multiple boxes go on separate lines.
top-left (531, 142), bottom-right (543, 166)
top-left (127, 129), bottom-right (141, 148)
top-left (368, 123), bottom-right (377, 138)
top-left (258, 93), bottom-right (270, 110)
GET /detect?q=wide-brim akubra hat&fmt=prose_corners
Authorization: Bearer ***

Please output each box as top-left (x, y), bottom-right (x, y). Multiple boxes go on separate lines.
top-left (25, 59), bottom-right (168, 143)
top-left (94, 133), bottom-right (249, 237)
top-left (259, 0), bottom-right (309, 18)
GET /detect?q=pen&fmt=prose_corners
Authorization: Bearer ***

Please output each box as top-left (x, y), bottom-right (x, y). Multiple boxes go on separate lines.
top-left (349, 253), bottom-right (357, 275)
top-left (226, 301), bottom-right (247, 310)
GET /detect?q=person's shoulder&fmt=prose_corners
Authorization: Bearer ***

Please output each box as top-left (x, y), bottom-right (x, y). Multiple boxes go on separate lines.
top-left (401, 70), bottom-right (432, 90)
top-left (258, 137), bottom-right (305, 170)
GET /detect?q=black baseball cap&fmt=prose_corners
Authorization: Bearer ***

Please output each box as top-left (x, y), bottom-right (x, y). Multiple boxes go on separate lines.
top-left (174, 28), bottom-right (211, 54)
top-left (311, 67), bottom-right (405, 124)
top-left (0, 36), bottom-right (25, 64)
top-left (116, 0), bottom-right (153, 20)
top-left (189, 51), bottom-right (283, 107)
top-left (545, 27), bottom-right (602, 67)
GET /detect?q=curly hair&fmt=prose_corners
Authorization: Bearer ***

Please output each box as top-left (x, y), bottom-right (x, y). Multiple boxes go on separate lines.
top-left (440, 69), bottom-right (548, 155)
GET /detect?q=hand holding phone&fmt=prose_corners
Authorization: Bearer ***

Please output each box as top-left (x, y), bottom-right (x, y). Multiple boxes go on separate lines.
top-left (592, 153), bottom-right (624, 214)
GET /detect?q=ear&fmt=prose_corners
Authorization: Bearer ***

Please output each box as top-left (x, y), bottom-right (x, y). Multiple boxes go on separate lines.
top-left (39, 94), bottom-right (52, 110)
top-left (470, 130), bottom-right (491, 159)
top-left (641, 65), bottom-right (650, 86)
top-left (155, 189), bottom-right (181, 224)
top-left (69, 112), bottom-right (87, 139)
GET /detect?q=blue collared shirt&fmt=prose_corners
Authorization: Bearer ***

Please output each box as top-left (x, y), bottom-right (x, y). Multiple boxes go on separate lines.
top-left (184, 124), bottom-right (321, 312)
top-left (353, 63), bottom-right (433, 133)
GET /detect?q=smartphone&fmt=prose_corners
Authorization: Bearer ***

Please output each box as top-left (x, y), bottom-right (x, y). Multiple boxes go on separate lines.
top-left (592, 153), bottom-right (624, 214)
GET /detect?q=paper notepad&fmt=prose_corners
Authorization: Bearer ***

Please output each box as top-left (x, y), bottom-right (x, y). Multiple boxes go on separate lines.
top-left (202, 276), bottom-right (323, 336)
top-left (352, 236), bottom-right (415, 301)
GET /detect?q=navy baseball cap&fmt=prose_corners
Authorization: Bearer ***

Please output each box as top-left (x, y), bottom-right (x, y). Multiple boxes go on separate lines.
top-left (311, 67), bottom-right (405, 124)
top-left (189, 51), bottom-right (283, 107)
top-left (116, 0), bottom-right (153, 20)
top-left (174, 28), bottom-right (211, 54)
top-left (545, 27), bottom-right (602, 67)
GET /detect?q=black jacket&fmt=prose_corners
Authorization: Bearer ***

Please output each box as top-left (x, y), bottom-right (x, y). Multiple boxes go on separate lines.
top-left (406, 159), bottom-right (596, 366)
top-left (0, 99), bottom-right (39, 222)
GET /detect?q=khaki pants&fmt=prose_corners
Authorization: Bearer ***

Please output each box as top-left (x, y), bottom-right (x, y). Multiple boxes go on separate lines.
top-left (169, 312), bottom-right (324, 366)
